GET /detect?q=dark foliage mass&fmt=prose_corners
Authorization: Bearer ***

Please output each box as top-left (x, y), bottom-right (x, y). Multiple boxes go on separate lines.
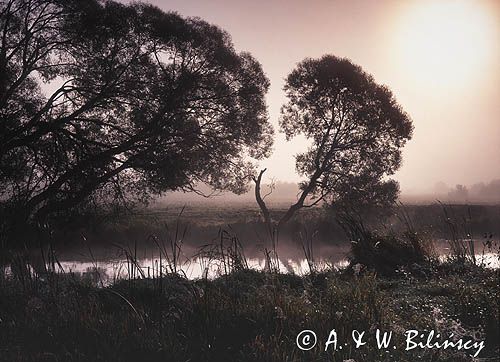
top-left (253, 56), bottom-right (413, 233)
top-left (280, 55), bottom-right (413, 213)
top-left (0, 0), bottom-right (273, 224)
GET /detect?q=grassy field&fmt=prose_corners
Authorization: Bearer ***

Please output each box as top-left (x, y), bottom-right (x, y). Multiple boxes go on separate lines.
top-left (22, 203), bottom-right (499, 255)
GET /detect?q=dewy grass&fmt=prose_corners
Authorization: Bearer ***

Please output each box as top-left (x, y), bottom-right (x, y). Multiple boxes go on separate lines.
top-left (0, 215), bottom-right (498, 362)
top-left (0, 254), bottom-right (498, 361)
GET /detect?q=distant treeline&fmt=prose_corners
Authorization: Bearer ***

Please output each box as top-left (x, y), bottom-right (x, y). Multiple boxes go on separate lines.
top-left (156, 179), bottom-right (500, 206)
top-left (445, 179), bottom-right (500, 203)
top-left (403, 179), bottom-right (500, 204)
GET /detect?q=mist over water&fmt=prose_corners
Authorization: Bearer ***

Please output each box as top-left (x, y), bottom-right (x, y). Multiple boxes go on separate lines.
top-left (7, 237), bottom-right (498, 285)
top-left (9, 202), bottom-right (499, 284)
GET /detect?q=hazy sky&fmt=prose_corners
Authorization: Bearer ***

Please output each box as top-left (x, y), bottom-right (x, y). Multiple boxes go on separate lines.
top-left (123, 0), bottom-right (500, 194)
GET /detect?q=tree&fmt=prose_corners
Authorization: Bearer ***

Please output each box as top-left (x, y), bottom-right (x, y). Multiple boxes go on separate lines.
top-left (0, 0), bottom-right (273, 224)
top-left (448, 184), bottom-right (469, 202)
top-left (254, 55), bottom-right (413, 236)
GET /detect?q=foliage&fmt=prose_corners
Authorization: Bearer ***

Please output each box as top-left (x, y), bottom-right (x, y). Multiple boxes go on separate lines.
top-left (280, 55), bottom-right (413, 212)
top-left (0, 0), bottom-right (273, 224)
top-left (253, 55), bottom-right (413, 236)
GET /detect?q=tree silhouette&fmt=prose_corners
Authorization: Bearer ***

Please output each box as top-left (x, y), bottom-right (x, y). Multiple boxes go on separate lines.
top-left (448, 184), bottom-right (469, 202)
top-left (0, 0), bottom-right (273, 223)
top-left (255, 55), bottom-right (413, 235)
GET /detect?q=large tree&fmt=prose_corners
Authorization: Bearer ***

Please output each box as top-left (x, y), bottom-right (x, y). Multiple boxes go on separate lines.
top-left (255, 55), bottom-right (413, 234)
top-left (0, 0), bottom-right (273, 223)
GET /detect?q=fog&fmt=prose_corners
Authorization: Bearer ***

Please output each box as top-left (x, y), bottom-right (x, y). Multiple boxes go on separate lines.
top-left (155, 179), bottom-right (500, 206)
top-left (119, 0), bottom-right (500, 197)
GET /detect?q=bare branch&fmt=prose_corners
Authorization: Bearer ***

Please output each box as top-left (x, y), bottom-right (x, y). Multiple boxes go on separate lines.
top-left (253, 168), bottom-right (273, 237)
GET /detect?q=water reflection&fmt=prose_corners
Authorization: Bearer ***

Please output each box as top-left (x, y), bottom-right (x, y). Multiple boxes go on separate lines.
top-left (2, 240), bottom-right (498, 286)
top-left (52, 257), bottom-right (350, 285)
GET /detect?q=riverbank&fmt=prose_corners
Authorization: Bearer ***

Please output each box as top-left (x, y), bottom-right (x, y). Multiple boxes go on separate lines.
top-left (0, 261), bottom-right (498, 361)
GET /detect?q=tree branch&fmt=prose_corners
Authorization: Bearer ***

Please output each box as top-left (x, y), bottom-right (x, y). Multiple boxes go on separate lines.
top-left (253, 168), bottom-right (273, 236)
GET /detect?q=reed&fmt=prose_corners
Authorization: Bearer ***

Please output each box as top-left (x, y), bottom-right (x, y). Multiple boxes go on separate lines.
top-left (439, 202), bottom-right (478, 265)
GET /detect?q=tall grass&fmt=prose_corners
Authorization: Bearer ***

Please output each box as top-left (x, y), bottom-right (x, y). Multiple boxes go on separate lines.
top-left (298, 226), bottom-right (318, 274)
top-left (1, 206), bottom-right (499, 361)
top-left (439, 202), bottom-right (478, 265)
top-left (1, 259), bottom-right (497, 361)
top-left (196, 228), bottom-right (249, 278)
top-left (337, 208), bottom-right (432, 276)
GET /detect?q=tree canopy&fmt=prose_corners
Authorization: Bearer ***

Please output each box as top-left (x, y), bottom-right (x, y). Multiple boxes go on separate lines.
top-left (0, 0), bottom-right (273, 223)
top-left (255, 55), bottom-right (413, 230)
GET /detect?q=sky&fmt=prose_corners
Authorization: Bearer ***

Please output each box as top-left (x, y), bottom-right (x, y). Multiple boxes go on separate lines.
top-left (122, 0), bottom-right (500, 194)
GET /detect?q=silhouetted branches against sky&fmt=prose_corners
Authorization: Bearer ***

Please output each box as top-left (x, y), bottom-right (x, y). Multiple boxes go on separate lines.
top-left (0, 0), bottom-right (273, 223)
top-left (254, 55), bottom-right (412, 232)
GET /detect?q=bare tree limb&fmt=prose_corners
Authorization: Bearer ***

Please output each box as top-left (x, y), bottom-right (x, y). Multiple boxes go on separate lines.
top-left (253, 168), bottom-right (273, 237)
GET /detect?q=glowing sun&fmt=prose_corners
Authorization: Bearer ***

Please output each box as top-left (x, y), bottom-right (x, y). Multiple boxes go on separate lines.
top-left (395, 0), bottom-right (497, 89)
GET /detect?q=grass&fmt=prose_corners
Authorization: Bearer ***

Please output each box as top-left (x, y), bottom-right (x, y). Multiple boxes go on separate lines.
top-left (0, 257), bottom-right (498, 361)
top-left (338, 208), bottom-right (435, 277)
top-left (0, 204), bottom-right (498, 361)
